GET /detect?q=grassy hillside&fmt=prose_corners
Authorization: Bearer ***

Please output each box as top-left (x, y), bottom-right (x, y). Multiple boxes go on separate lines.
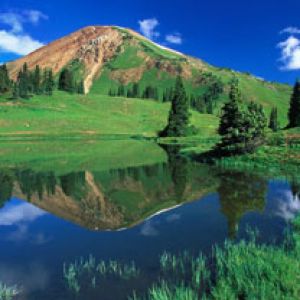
top-left (3, 25), bottom-right (293, 139)
top-left (0, 91), bottom-right (219, 139)
top-left (89, 27), bottom-right (292, 126)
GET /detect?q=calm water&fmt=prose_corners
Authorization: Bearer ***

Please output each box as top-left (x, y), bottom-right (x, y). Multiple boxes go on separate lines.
top-left (0, 141), bottom-right (299, 299)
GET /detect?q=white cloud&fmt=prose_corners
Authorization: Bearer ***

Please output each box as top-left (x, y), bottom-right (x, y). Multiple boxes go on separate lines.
top-left (280, 27), bottom-right (300, 35)
top-left (0, 202), bottom-right (46, 226)
top-left (138, 18), bottom-right (160, 40)
top-left (0, 30), bottom-right (44, 55)
top-left (0, 10), bottom-right (46, 56)
top-left (0, 262), bottom-right (50, 294)
top-left (272, 189), bottom-right (300, 221)
top-left (23, 10), bottom-right (48, 24)
top-left (0, 12), bottom-right (23, 33)
top-left (166, 213), bottom-right (181, 222)
top-left (165, 33), bottom-right (182, 45)
top-left (278, 35), bottom-right (300, 70)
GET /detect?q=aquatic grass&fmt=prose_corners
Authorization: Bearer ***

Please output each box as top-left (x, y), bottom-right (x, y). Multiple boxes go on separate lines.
top-left (129, 281), bottom-right (198, 300)
top-left (133, 220), bottom-right (300, 300)
top-left (63, 262), bottom-right (80, 293)
top-left (0, 283), bottom-right (19, 300)
top-left (63, 255), bottom-right (140, 294)
top-left (212, 239), bottom-right (300, 299)
top-left (147, 281), bottom-right (198, 300)
top-left (191, 254), bottom-right (210, 290)
top-left (159, 251), bottom-right (191, 276)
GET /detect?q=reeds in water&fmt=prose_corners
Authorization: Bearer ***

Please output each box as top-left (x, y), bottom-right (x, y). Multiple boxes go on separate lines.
top-left (0, 283), bottom-right (18, 300)
top-left (63, 254), bottom-right (140, 294)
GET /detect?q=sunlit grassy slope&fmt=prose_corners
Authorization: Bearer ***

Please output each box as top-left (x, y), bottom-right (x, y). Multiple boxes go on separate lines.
top-left (0, 91), bottom-right (219, 139)
top-left (89, 27), bottom-right (292, 127)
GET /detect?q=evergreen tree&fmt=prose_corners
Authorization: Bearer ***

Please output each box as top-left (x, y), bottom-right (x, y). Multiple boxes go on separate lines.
top-left (33, 65), bottom-right (41, 94)
top-left (58, 68), bottom-right (74, 93)
top-left (18, 63), bottom-right (30, 99)
top-left (142, 86), bottom-right (151, 99)
top-left (77, 80), bottom-right (85, 94)
top-left (218, 78), bottom-right (267, 153)
top-left (12, 82), bottom-right (19, 99)
top-left (160, 76), bottom-right (190, 137)
top-left (127, 88), bottom-right (133, 98)
top-left (245, 102), bottom-right (267, 142)
top-left (117, 85), bottom-right (125, 97)
top-left (131, 83), bottom-right (139, 98)
top-left (142, 85), bottom-right (159, 100)
top-left (44, 69), bottom-right (55, 95)
top-left (218, 78), bottom-right (244, 147)
top-left (108, 88), bottom-right (115, 97)
top-left (269, 107), bottom-right (279, 132)
top-left (0, 64), bottom-right (11, 93)
top-left (162, 87), bottom-right (174, 102)
top-left (206, 99), bottom-right (214, 114)
top-left (288, 80), bottom-right (300, 128)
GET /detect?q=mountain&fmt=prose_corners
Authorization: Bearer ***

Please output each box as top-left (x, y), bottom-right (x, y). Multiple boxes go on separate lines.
top-left (6, 26), bottom-right (291, 124)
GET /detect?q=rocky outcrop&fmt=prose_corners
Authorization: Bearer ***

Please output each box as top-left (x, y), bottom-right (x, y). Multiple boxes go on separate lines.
top-left (7, 26), bottom-right (123, 93)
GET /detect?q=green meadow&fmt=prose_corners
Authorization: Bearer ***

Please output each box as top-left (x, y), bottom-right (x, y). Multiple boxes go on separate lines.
top-left (0, 91), bottom-right (219, 140)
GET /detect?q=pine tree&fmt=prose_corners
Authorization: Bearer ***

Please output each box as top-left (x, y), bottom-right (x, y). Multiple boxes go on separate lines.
top-left (131, 83), bottom-right (139, 98)
top-left (163, 87), bottom-right (174, 102)
top-left (245, 102), bottom-right (267, 142)
top-left (269, 107), bottom-right (279, 132)
top-left (33, 65), bottom-right (41, 94)
top-left (218, 78), bottom-right (244, 147)
top-left (12, 82), bottom-right (19, 99)
top-left (0, 64), bottom-right (11, 93)
top-left (160, 76), bottom-right (190, 137)
top-left (77, 80), bottom-right (85, 94)
top-left (108, 88), bottom-right (115, 97)
top-left (44, 69), bottom-right (54, 95)
top-left (117, 85), bottom-right (125, 97)
top-left (58, 68), bottom-right (74, 93)
top-left (18, 63), bottom-right (30, 99)
top-left (218, 78), bottom-right (267, 153)
top-left (206, 100), bottom-right (213, 114)
top-left (288, 80), bottom-right (300, 128)
top-left (142, 86), bottom-right (159, 100)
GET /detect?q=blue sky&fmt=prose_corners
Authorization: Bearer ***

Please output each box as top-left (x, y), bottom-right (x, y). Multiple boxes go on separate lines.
top-left (0, 0), bottom-right (300, 84)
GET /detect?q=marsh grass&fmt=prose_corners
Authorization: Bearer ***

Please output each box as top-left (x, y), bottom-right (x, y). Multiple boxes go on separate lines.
top-left (131, 218), bottom-right (300, 300)
top-left (0, 283), bottom-right (18, 300)
top-left (63, 254), bottom-right (139, 294)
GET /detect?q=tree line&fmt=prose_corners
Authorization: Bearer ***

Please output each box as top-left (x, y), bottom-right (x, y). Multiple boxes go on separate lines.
top-left (268, 79), bottom-right (300, 132)
top-left (12, 63), bottom-right (55, 99)
top-left (58, 68), bottom-right (85, 94)
top-left (108, 76), bottom-right (223, 116)
top-left (216, 78), bottom-right (300, 154)
top-left (0, 63), bottom-right (85, 99)
top-left (108, 83), bottom-right (159, 100)
top-left (190, 75), bottom-right (224, 114)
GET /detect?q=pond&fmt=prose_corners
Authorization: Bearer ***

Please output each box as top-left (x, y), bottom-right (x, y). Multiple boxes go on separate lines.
top-left (0, 140), bottom-right (299, 299)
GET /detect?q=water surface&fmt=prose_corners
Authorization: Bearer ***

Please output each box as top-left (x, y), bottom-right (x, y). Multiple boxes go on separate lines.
top-left (0, 141), bottom-right (299, 299)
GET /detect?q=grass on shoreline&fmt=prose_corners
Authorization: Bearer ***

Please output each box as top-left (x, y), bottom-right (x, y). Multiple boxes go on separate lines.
top-left (178, 128), bottom-right (300, 182)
